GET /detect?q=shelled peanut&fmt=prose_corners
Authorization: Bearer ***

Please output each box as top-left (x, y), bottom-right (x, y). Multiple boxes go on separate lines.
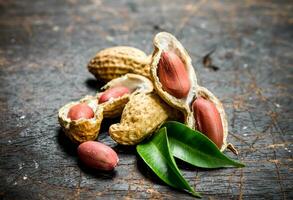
top-left (68, 103), bottom-right (95, 120)
top-left (97, 73), bottom-right (153, 118)
top-left (98, 86), bottom-right (130, 104)
top-left (78, 141), bottom-right (119, 171)
top-left (158, 51), bottom-right (191, 99)
top-left (192, 97), bottom-right (224, 149)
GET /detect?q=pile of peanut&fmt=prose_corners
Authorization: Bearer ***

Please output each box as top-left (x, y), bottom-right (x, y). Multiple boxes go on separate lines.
top-left (58, 32), bottom-right (236, 170)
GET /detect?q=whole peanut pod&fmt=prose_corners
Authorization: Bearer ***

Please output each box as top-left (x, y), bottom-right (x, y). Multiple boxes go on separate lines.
top-left (78, 141), bottom-right (119, 171)
top-left (88, 46), bottom-right (151, 82)
top-left (192, 97), bottom-right (223, 148)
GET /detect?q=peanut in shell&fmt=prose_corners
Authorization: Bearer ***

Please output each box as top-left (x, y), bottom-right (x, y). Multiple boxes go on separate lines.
top-left (97, 73), bottom-right (153, 118)
top-left (150, 32), bottom-right (198, 121)
top-left (150, 32), bottom-right (237, 154)
top-left (58, 96), bottom-right (104, 143)
top-left (189, 86), bottom-right (237, 154)
top-left (109, 93), bottom-right (181, 145)
top-left (88, 46), bottom-right (151, 83)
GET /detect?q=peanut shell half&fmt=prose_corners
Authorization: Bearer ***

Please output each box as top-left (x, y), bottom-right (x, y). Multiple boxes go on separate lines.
top-left (58, 96), bottom-right (104, 143)
top-left (150, 32), bottom-right (198, 121)
top-left (188, 86), bottom-right (237, 154)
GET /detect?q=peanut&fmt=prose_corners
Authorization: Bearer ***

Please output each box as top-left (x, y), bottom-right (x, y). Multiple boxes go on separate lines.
top-left (109, 93), bottom-right (178, 145)
top-left (77, 141), bottom-right (119, 171)
top-left (157, 51), bottom-right (190, 99)
top-left (98, 86), bottom-right (130, 104)
top-left (88, 46), bottom-right (151, 82)
top-left (67, 103), bottom-right (94, 120)
top-left (192, 97), bottom-right (223, 148)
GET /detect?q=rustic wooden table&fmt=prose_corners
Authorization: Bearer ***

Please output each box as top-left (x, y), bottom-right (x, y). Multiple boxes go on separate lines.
top-left (0, 0), bottom-right (292, 199)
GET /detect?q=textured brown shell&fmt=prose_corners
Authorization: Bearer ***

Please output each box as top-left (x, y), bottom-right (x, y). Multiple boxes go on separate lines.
top-left (58, 96), bottom-right (104, 143)
top-left (97, 73), bottom-right (154, 118)
top-left (109, 93), bottom-right (181, 145)
top-left (150, 32), bottom-right (198, 120)
top-left (88, 46), bottom-right (151, 82)
top-left (188, 86), bottom-right (237, 154)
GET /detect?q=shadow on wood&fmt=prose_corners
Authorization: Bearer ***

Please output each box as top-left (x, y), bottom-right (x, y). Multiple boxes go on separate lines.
top-left (57, 128), bottom-right (78, 157)
top-left (77, 160), bottom-right (118, 180)
top-left (112, 144), bottom-right (137, 155)
top-left (84, 78), bottom-right (104, 92)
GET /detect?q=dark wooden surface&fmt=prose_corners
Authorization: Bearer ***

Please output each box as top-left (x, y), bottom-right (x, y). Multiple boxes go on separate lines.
top-left (0, 0), bottom-right (292, 199)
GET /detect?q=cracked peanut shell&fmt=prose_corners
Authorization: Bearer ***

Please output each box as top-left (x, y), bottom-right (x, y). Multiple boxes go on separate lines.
top-left (109, 93), bottom-right (181, 145)
top-left (58, 96), bottom-right (104, 143)
top-left (150, 32), bottom-right (199, 122)
top-left (188, 86), bottom-right (237, 153)
top-left (150, 32), bottom-right (236, 153)
top-left (97, 73), bottom-right (153, 118)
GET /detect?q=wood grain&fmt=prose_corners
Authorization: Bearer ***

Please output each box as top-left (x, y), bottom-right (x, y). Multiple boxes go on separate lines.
top-left (0, 0), bottom-right (292, 199)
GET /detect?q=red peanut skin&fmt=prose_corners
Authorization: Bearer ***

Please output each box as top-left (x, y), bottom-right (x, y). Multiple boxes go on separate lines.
top-left (158, 51), bottom-right (191, 99)
top-left (98, 86), bottom-right (130, 104)
top-left (77, 141), bottom-right (119, 171)
top-left (67, 103), bottom-right (94, 120)
top-left (192, 97), bottom-right (224, 148)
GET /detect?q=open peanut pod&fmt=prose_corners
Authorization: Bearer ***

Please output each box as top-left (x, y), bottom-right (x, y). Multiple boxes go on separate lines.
top-left (97, 73), bottom-right (153, 118)
top-left (188, 86), bottom-right (237, 154)
top-left (109, 93), bottom-right (182, 145)
top-left (150, 32), bottom-right (198, 122)
top-left (150, 32), bottom-right (237, 154)
top-left (88, 46), bottom-right (151, 83)
top-left (58, 96), bottom-right (104, 143)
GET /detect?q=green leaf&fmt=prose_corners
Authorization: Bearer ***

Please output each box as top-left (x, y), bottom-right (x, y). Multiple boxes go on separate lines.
top-left (137, 127), bottom-right (201, 197)
top-left (163, 121), bottom-right (245, 168)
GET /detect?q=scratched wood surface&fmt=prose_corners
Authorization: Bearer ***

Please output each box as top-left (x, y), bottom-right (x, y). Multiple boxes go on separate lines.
top-left (0, 0), bottom-right (292, 199)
